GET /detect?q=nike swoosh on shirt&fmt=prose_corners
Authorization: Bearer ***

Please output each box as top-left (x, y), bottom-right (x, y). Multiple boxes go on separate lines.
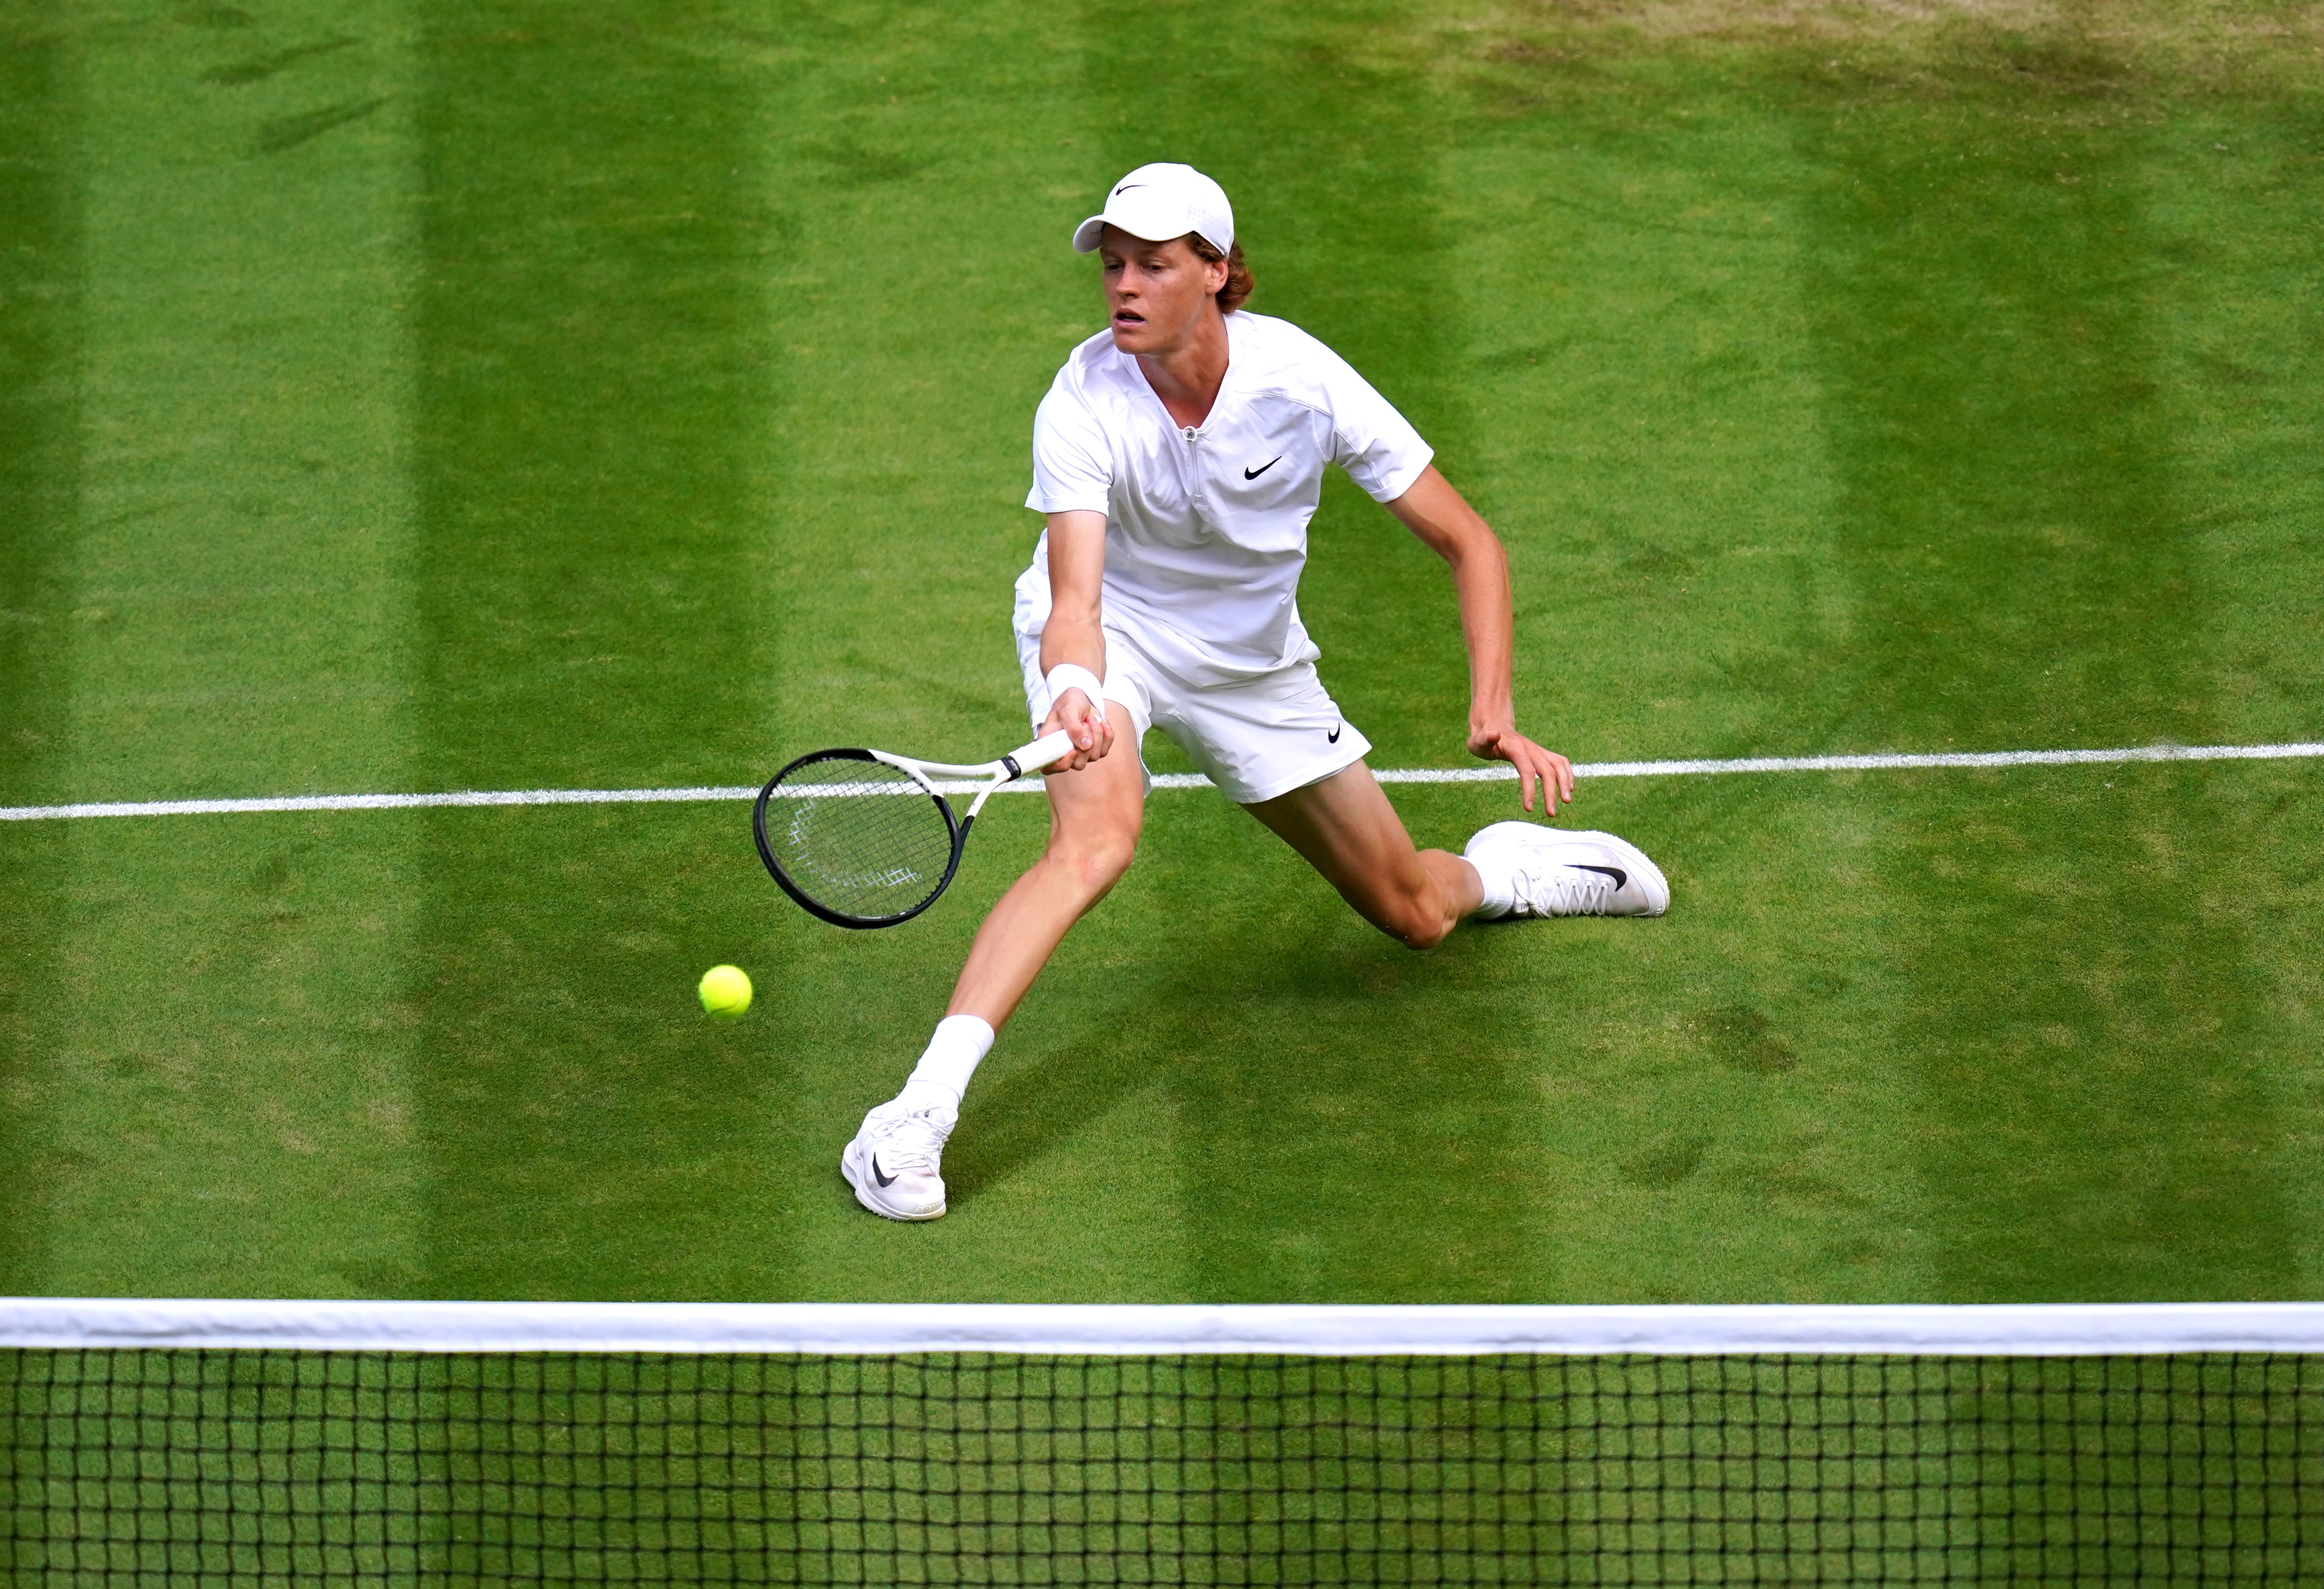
top-left (1244, 456), bottom-right (1283, 479)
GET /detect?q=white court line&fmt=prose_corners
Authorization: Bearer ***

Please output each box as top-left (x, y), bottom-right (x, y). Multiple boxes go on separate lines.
top-left (1, 740), bottom-right (2318, 824)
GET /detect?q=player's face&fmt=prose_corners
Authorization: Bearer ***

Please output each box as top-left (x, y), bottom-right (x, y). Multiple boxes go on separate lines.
top-left (1099, 227), bottom-right (1229, 356)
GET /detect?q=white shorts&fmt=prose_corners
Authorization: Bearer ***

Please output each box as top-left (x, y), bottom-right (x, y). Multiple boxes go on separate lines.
top-left (1018, 623), bottom-right (1372, 805)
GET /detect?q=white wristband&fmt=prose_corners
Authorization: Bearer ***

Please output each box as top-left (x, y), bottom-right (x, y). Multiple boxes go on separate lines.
top-left (1044, 663), bottom-right (1106, 718)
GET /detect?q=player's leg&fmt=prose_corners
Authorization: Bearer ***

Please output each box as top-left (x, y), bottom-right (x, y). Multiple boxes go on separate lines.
top-left (945, 698), bottom-right (1145, 1027)
top-left (1157, 662), bottom-right (1480, 948)
top-left (1196, 664), bottom-right (1664, 944)
top-left (1241, 763), bottom-right (1477, 950)
top-left (1246, 766), bottom-right (1670, 946)
top-left (842, 699), bottom-right (1144, 1222)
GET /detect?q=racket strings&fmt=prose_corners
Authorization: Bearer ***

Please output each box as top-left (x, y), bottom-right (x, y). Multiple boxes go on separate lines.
top-left (761, 756), bottom-right (957, 922)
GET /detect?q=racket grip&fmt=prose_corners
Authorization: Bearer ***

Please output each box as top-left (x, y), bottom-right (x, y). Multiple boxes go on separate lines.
top-left (1006, 730), bottom-right (1076, 778)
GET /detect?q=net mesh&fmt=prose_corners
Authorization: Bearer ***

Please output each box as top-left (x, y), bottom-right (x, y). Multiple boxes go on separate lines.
top-left (759, 755), bottom-right (955, 923)
top-left (7, 1348), bottom-right (2321, 1585)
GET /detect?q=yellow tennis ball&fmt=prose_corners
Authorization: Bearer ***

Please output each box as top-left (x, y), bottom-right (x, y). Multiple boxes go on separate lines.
top-left (698, 964), bottom-right (753, 1020)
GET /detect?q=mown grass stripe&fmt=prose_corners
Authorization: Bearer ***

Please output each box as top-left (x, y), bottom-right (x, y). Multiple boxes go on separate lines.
top-left (5, 740), bottom-right (2318, 823)
top-left (1798, 58), bottom-right (2298, 1307)
top-left (409, 2), bottom-right (785, 1303)
top-left (42, 0), bottom-right (432, 1301)
top-left (0, 6), bottom-right (82, 1297)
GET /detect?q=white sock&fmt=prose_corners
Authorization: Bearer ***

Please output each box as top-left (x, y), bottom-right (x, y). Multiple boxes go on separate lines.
top-left (1464, 853), bottom-right (1516, 918)
top-left (897, 1014), bottom-right (994, 1112)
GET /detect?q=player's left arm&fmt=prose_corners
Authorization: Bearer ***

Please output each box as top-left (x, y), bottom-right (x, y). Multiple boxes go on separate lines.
top-left (1383, 465), bottom-right (1574, 815)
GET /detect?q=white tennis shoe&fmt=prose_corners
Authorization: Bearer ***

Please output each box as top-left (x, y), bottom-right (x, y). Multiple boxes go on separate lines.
top-left (1464, 824), bottom-right (1670, 918)
top-left (841, 1098), bottom-right (956, 1221)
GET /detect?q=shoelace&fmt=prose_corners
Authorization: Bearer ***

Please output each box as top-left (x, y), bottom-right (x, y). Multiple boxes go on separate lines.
top-left (868, 1109), bottom-right (952, 1175)
top-left (1511, 865), bottom-right (1613, 917)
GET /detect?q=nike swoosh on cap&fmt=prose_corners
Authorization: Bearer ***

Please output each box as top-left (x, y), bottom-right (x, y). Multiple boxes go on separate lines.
top-left (1245, 456), bottom-right (1282, 479)
top-left (871, 1156), bottom-right (897, 1188)
top-left (1113, 183), bottom-right (1147, 195)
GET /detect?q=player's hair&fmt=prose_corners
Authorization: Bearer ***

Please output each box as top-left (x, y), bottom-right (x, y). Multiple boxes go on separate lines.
top-left (1187, 234), bottom-right (1254, 313)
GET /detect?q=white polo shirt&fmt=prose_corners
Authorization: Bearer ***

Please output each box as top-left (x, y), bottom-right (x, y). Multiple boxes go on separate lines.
top-left (1017, 310), bottom-right (1433, 687)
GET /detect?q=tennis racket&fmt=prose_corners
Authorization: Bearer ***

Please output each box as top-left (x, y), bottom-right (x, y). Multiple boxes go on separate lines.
top-left (754, 730), bottom-right (1074, 929)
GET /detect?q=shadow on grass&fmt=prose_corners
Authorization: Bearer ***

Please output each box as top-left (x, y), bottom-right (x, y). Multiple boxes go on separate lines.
top-left (948, 796), bottom-right (1560, 1302)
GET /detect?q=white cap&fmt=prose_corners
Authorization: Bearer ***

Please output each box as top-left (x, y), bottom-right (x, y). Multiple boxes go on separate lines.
top-left (1072, 163), bottom-right (1234, 255)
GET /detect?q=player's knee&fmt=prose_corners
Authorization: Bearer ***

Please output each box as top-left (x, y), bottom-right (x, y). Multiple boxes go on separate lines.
top-left (1374, 884), bottom-right (1452, 951)
top-left (1389, 911), bottom-right (1454, 952)
top-left (1052, 826), bottom-right (1138, 896)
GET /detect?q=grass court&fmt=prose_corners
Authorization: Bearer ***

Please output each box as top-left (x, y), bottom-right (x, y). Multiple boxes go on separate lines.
top-left (2, 0), bottom-right (2322, 1313)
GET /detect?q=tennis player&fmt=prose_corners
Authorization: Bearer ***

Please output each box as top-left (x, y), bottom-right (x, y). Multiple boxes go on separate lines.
top-left (843, 163), bottom-right (1668, 1220)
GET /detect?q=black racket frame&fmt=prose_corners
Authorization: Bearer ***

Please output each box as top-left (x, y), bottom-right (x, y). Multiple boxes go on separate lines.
top-left (754, 748), bottom-right (967, 930)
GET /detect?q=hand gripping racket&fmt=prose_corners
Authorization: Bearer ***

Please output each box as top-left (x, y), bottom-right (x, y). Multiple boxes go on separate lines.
top-left (754, 730), bottom-right (1074, 929)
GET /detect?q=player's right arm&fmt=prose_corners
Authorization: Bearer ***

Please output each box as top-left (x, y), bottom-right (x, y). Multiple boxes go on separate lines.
top-left (1038, 509), bottom-right (1114, 773)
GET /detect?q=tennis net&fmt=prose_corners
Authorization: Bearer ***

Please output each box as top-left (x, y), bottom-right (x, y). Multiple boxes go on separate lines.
top-left (6, 1301), bottom-right (2323, 1584)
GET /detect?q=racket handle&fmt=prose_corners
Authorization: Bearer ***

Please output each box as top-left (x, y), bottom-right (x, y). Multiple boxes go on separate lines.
top-left (1004, 730), bottom-right (1076, 779)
